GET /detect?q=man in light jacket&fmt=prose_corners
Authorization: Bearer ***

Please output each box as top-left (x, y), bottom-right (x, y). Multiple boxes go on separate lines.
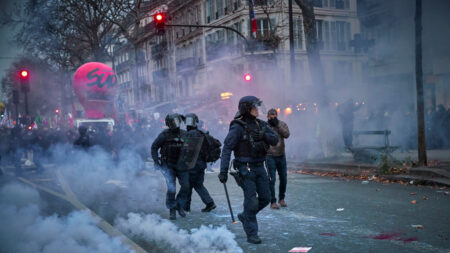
top-left (266, 108), bottom-right (290, 209)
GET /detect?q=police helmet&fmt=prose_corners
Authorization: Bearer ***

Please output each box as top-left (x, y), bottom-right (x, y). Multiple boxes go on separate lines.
top-left (165, 113), bottom-right (183, 129)
top-left (238, 96), bottom-right (264, 116)
top-left (185, 113), bottom-right (199, 128)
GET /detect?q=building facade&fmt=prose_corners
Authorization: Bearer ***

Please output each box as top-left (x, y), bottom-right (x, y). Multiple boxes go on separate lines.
top-left (115, 0), bottom-right (367, 119)
top-left (358, 0), bottom-right (450, 111)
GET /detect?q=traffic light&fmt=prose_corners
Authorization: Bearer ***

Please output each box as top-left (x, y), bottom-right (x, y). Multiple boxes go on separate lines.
top-left (18, 69), bottom-right (30, 92)
top-left (154, 13), bottom-right (166, 35)
top-left (55, 109), bottom-right (60, 114)
top-left (243, 73), bottom-right (252, 82)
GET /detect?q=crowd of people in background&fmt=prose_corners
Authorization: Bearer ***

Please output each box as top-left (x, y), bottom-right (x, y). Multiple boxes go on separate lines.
top-left (1, 102), bottom-right (449, 173)
top-left (0, 118), bottom-right (168, 175)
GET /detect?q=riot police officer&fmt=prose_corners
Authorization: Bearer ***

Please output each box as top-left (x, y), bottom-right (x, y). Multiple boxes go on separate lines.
top-left (219, 96), bottom-right (278, 244)
top-left (151, 113), bottom-right (190, 220)
top-left (184, 113), bottom-right (216, 213)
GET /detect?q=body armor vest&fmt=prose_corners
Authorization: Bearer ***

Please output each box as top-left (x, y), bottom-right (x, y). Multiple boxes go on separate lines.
top-left (160, 130), bottom-right (184, 166)
top-left (232, 118), bottom-right (269, 159)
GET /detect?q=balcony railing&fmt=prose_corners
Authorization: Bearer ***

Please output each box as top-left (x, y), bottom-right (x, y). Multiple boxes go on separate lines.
top-left (176, 57), bottom-right (200, 70)
top-left (116, 61), bottom-right (130, 72)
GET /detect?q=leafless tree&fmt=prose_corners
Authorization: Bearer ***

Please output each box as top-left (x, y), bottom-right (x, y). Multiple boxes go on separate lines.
top-left (1, 0), bottom-right (122, 113)
top-left (88, 0), bottom-right (153, 104)
top-left (3, 0), bottom-right (117, 71)
top-left (293, 0), bottom-right (327, 105)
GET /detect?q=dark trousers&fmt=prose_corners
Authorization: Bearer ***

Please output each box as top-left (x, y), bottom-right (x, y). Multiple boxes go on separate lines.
top-left (161, 167), bottom-right (190, 210)
top-left (237, 164), bottom-right (271, 237)
top-left (266, 155), bottom-right (287, 203)
top-left (342, 123), bottom-right (353, 147)
top-left (186, 169), bottom-right (214, 209)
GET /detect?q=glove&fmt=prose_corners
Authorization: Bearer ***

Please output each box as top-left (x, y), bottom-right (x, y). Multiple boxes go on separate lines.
top-left (218, 172), bottom-right (228, 183)
top-left (268, 118), bottom-right (279, 127)
top-left (251, 130), bottom-right (264, 141)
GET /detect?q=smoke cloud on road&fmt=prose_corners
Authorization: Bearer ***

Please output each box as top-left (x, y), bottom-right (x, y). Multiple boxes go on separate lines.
top-left (0, 183), bottom-right (134, 253)
top-left (116, 212), bottom-right (243, 253)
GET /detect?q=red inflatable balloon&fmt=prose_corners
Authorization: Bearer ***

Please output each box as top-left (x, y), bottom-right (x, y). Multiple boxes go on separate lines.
top-left (73, 62), bottom-right (117, 119)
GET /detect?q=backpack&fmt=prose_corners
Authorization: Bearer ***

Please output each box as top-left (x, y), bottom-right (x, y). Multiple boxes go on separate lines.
top-left (201, 131), bottom-right (222, 163)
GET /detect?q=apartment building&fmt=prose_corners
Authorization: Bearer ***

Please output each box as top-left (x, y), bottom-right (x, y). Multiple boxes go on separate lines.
top-left (358, 0), bottom-right (450, 110)
top-left (115, 0), bottom-right (367, 118)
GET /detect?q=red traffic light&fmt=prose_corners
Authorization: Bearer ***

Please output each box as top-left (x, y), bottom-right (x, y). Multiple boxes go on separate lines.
top-left (20, 70), bottom-right (29, 80)
top-left (55, 109), bottom-right (60, 113)
top-left (244, 73), bottom-right (252, 82)
top-left (154, 13), bottom-right (164, 22)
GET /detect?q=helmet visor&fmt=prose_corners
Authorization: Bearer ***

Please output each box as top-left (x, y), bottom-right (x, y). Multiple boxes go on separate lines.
top-left (185, 116), bottom-right (195, 127)
top-left (172, 117), bottom-right (181, 128)
top-left (254, 100), bottom-right (266, 115)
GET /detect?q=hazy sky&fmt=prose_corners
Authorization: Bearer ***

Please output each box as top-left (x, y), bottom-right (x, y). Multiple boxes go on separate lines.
top-left (0, 0), bottom-right (23, 81)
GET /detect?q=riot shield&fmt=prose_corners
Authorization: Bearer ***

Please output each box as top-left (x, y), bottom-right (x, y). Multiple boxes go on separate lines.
top-left (176, 135), bottom-right (204, 171)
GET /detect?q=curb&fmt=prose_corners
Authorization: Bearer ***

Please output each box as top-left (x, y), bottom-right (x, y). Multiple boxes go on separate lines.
top-left (288, 162), bottom-right (450, 187)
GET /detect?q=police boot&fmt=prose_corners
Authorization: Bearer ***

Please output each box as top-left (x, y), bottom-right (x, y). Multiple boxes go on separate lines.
top-left (170, 209), bottom-right (176, 220)
top-left (237, 212), bottom-right (244, 223)
top-left (201, 202), bottom-right (216, 212)
top-left (177, 207), bottom-right (186, 217)
top-left (247, 235), bottom-right (262, 244)
top-left (237, 212), bottom-right (246, 230)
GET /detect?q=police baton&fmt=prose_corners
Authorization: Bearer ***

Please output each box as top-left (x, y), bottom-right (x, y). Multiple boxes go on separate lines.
top-left (223, 182), bottom-right (239, 223)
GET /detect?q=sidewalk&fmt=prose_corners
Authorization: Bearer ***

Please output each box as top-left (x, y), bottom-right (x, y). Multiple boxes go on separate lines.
top-left (287, 149), bottom-right (450, 187)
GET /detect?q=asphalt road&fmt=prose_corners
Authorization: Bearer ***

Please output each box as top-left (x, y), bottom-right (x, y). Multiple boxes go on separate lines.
top-left (1, 165), bottom-right (449, 253)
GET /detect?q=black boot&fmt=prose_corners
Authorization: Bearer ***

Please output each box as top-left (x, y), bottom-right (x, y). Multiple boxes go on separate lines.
top-left (201, 202), bottom-right (216, 212)
top-left (237, 213), bottom-right (244, 223)
top-left (170, 209), bottom-right (176, 220)
top-left (177, 207), bottom-right (186, 217)
top-left (247, 235), bottom-right (262, 244)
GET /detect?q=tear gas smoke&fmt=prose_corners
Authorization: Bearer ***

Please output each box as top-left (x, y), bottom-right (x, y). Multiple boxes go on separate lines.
top-left (0, 183), bottom-right (134, 253)
top-left (116, 212), bottom-right (243, 253)
top-left (1, 143), bottom-right (243, 253)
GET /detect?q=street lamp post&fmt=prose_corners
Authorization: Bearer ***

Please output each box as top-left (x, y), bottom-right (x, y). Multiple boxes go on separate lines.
top-left (19, 69), bottom-right (30, 117)
top-left (415, 0), bottom-right (427, 166)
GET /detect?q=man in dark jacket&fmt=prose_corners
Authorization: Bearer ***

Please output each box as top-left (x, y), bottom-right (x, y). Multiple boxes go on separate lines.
top-left (184, 113), bottom-right (216, 213)
top-left (219, 96), bottom-right (278, 244)
top-left (266, 109), bottom-right (290, 209)
top-left (151, 113), bottom-right (189, 220)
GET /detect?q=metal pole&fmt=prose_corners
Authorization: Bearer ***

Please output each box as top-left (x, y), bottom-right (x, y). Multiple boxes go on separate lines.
top-left (223, 182), bottom-right (236, 223)
top-left (415, 0), bottom-right (427, 166)
top-left (24, 91), bottom-right (29, 117)
top-left (15, 103), bottom-right (18, 122)
top-left (289, 0), bottom-right (295, 87)
top-left (248, 0), bottom-right (253, 39)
